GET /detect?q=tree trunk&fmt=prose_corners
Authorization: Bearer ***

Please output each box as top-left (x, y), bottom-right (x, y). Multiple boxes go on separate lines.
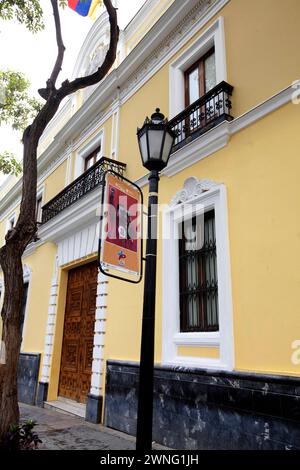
top-left (0, 0), bottom-right (118, 447)
top-left (0, 245), bottom-right (24, 446)
top-left (0, 112), bottom-right (57, 445)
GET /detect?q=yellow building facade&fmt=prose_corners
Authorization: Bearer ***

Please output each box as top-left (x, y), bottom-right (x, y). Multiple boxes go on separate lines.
top-left (1, 0), bottom-right (300, 449)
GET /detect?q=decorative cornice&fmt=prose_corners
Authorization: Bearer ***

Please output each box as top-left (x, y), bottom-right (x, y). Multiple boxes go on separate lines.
top-left (0, 0), bottom-right (223, 216)
top-left (37, 186), bottom-right (102, 244)
top-left (120, 0), bottom-right (216, 102)
top-left (0, 0), bottom-right (294, 221)
top-left (170, 176), bottom-right (219, 206)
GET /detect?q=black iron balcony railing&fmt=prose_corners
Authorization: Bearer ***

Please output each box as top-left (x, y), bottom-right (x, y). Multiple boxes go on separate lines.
top-left (169, 81), bottom-right (234, 153)
top-left (42, 157), bottom-right (126, 223)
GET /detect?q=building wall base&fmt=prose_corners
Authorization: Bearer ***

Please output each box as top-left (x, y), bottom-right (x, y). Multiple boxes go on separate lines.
top-left (105, 360), bottom-right (300, 450)
top-left (85, 393), bottom-right (103, 423)
top-left (18, 353), bottom-right (41, 406)
top-left (36, 382), bottom-right (49, 407)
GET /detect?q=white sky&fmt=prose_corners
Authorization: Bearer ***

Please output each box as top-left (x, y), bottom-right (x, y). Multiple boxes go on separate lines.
top-left (0, 0), bottom-right (145, 169)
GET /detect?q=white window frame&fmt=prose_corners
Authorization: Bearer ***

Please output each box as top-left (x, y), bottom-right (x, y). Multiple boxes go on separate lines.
top-left (74, 129), bottom-right (104, 179)
top-left (169, 16), bottom-right (227, 118)
top-left (36, 186), bottom-right (45, 224)
top-left (162, 182), bottom-right (234, 370)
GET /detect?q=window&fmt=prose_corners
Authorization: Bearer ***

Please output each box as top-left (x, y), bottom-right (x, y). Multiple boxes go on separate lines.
top-left (179, 210), bottom-right (218, 332)
top-left (162, 178), bottom-right (234, 370)
top-left (184, 48), bottom-right (216, 107)
top-left (36, 195), bottom-right (43, 223)
top-left (169, 17), bottom-right (227, 119)
top-left (74, 130), bottom-right (104, 178)
top-left (84, 146), bottom-right (100, 171)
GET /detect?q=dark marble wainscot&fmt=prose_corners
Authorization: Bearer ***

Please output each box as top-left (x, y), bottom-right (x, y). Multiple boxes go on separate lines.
top-left (18, 352), bottom-right (41, 405)
top-left (104, 360), bottom-right (300, 450)
top-left (86, 393), bottom-right (103, 423)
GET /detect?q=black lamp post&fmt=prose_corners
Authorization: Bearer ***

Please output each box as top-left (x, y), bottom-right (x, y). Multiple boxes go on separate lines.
top-left (136, 109), bottom-right (176, 453)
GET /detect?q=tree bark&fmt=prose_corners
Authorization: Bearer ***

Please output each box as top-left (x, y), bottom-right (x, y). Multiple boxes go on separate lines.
top-left (0, 245), bottom-right (23, 445)
top-left (0, 0), bottom-right (119, 446)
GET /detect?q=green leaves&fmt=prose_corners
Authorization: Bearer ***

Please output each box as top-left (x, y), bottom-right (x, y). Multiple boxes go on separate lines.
top-left (0, 151), bottom-right (22, 176)
top-left (0, 72), bottom-right (29, 176)
top-left (0, 70), bottom-right (42, 131)
top-left (0, 0), bottom-right (44, 32)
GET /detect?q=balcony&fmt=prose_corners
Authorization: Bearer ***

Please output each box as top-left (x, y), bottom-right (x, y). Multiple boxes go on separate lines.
top-left (169, 81), bottom-right (234, 153)
top-left (42, 157), bottom-right (126, 224)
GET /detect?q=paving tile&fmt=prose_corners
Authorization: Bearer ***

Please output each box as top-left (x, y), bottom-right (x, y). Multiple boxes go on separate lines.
top-left (19, 403), bottom-right (167, 450)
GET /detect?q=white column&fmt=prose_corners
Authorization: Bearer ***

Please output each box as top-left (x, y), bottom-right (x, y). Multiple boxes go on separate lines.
top-left (90, 270), bottom-right (108, 396)
top-left (40, 256), bottom-right (59, 383)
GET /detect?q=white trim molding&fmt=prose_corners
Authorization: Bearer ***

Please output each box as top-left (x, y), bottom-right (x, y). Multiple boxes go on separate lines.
top-left (163, 84), bottom-right (294, 178)
top-left (90, 270), bottom-right (108, 397)
top-left (162, 177), bottom-right (234, 370)
top-left (169, 16), bottom-right (227, 118)
top-left (40, 255), bottom-right (59, 384)
top-left (74, 129), bottom-right (104, 179)
top-left (23, 181), bottom-right (102, 259)
top-left (164, 120), bottom-right (230, 177)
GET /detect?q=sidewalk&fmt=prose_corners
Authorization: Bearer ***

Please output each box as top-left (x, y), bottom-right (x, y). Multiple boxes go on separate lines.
top-left (20, 403), bottom-right (166, 451)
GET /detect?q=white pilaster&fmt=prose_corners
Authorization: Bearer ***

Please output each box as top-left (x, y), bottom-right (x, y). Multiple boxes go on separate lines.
top-left (90, 270), bottom-right (108, 396)
top-left (40, 256), bottom-right (59, 383)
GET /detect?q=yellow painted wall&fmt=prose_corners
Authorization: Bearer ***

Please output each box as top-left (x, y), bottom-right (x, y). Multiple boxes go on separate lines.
top-left (43, 160), bottom-right (67, 204)
top-left (224, 0), bottom-right (300, 116)
top-left (165, 0), bottom-right (300, 118)
top-left (21, 243), bottom-right (57, 381)
top-left (105, 101), bottom-right (300, 377)
top-left (1, 0), bottom-right (300, 395)
top-left (102, 0), bottom-right (300, 378)
top-left (119, 65), bottom-right (170, 182)
top-left (121, 0), bottom-right (300, 169)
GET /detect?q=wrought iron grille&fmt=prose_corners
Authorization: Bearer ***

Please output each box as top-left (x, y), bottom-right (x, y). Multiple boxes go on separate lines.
top-left (179, 210), bottom-right (219, 332)
top-left (169, 81), bottom-right (234, 153)
top-left (41, 157), bottom-right (126, 223)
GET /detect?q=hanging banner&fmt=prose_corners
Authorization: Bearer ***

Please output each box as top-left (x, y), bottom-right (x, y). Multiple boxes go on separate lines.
top-left (98, 171), bottom-right (143, 283)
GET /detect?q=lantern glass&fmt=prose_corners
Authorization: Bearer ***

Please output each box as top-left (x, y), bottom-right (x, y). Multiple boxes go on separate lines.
top-left (148, 128), bottom-right (165, 162)
top-left (137, 109), bottom-right (175, 171)
top-left (138, 131), bottom-right (148, 167)
top-left (161, 131), bottom-right (175, 165)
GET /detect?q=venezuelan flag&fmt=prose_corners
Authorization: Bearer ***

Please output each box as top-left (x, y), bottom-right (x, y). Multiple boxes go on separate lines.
top-left (68, 0), bottom-right (102, 18)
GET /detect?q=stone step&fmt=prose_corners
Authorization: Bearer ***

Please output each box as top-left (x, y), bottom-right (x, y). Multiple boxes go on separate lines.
top-left (44, 397), bottom-right (86, 418)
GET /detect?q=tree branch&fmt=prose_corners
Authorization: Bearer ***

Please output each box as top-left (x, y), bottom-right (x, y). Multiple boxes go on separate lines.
top-left (38, 0), bottom-right (65, 100)
top-left (11, 0), bottom-right (119, 249)
top-left (57, 0), bottom-right (119, 100)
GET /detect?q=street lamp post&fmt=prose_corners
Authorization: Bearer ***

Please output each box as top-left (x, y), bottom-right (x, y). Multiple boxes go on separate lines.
top-left (136, 109), bottom-right (176, 453)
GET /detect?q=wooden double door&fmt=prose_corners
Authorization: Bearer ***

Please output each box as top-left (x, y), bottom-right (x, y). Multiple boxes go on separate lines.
top-left (58, 262), bottom-right (98, 403)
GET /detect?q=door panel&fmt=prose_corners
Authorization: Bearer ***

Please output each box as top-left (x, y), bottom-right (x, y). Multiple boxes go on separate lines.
top-left (58, 262), bottom-right (97, 403)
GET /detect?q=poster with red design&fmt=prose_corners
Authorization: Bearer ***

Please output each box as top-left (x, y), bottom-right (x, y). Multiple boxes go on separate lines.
top-left (99, 172), bottom-right (142, 278)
